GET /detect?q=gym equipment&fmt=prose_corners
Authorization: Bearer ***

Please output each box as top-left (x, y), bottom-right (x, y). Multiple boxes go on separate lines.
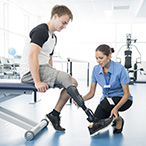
top-left (116, 34), bottom-right (146, 84)
top-left (67, 85), bottom-right (96, 122)
top-left (0, 81), bottom-right (48, 140)
top-left (0, 57), bottom-right (20, 79)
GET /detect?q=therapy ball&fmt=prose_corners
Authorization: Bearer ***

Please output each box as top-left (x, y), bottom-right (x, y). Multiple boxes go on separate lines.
top-left (8, 48), bottom-right (16, 56)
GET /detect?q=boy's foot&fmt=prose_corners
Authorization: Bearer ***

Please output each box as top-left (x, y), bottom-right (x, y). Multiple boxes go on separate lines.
top-left (46, 113), bottom-right (65, 132)
top-left (88, 117), bottom-right (113, 136)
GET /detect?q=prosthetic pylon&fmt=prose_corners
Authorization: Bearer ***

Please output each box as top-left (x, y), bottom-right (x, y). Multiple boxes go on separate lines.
top-left (67, 85), bottom-right (96, 122)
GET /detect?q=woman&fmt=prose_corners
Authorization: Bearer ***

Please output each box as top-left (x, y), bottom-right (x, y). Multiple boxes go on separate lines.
top-left (83, 44), bottom-right (133, 135)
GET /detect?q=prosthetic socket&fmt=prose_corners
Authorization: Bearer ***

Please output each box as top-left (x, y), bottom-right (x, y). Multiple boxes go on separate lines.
top-left (67, 85), bottom-right (96, 122)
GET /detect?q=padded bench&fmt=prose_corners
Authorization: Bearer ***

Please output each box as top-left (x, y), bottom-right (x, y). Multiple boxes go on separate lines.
top-left (0, 82), bottom-right (37, 102)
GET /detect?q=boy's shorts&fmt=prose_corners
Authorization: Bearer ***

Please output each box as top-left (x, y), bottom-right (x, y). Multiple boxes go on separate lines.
top-left (21, 64), bottom-right (60, 88)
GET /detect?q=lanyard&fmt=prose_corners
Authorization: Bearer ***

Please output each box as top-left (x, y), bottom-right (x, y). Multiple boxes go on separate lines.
top-left (104, 73), bottom-right (111, 97)
top-left (104, 73), bottom-right (115, 105)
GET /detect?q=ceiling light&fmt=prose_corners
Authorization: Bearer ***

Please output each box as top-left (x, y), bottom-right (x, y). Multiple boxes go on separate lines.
top-left (113, 6), bottom-right (130, 10)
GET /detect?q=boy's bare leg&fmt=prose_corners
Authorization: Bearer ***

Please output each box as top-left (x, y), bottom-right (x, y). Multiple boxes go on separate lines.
top-left (54, 77), bottom-right (78, 112)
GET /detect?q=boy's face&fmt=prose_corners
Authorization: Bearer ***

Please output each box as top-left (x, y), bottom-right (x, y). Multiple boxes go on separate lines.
top-left (53, 14), bottom-right (70, 32)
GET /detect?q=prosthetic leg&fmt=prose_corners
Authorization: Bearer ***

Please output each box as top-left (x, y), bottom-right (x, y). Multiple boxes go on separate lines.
top-left (67, 85), bottom-right (96, 122)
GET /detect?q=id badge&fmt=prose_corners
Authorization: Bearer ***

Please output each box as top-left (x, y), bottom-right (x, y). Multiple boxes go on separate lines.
top-left (104, 85), bottom-right (111, 88)
top-left (106, 97), bottom-right (115, 105)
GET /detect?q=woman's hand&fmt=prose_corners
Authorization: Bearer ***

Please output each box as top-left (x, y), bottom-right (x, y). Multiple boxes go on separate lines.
top-left (73, 94), bottom-right (83, 109)
top-left (110, 106), bottom-right (119, 119)
top-left (73, 100), bottom-right (79, 108)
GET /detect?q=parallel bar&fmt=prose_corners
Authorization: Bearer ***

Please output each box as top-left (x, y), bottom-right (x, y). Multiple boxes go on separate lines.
top-left (70, 61), bottom-right (72, 76)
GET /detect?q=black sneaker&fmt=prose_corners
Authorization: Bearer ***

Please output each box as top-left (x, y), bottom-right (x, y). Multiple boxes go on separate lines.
top-left (45, 113), bottom-right (65, 132)
top-left (88, 117), bottom-right (113, 136)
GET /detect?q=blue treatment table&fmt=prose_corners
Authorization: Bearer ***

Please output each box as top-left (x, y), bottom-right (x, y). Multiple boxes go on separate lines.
top-left (0, 82), bottom-right (37, 102)
top-left (0, 81), bottom-right (48, 141)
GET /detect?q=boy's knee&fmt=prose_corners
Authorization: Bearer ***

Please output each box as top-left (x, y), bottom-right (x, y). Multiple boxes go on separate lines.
top-left (72, 77), bottom-right (78, 87)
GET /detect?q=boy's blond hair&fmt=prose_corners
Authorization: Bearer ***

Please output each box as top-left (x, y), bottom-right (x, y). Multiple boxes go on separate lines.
top-left (51, 5), bottom-right (73, 21)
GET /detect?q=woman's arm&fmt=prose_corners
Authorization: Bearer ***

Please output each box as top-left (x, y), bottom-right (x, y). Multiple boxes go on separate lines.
top-left (83, 82), bottom-right (97, 101)
top-left (110, 83), bottom-right (130, 118)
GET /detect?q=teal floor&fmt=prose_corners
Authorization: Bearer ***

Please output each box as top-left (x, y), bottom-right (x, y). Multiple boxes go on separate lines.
top-left (0, 80), bottom-right (146, 146)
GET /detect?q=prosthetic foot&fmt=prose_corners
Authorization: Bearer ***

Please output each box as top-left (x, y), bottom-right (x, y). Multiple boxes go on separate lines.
top-left (67, 85), bottom-right (96, 122)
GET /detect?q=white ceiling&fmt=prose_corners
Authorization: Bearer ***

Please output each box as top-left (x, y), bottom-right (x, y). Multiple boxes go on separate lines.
top-left (7, 0), bottom-right (146, 23)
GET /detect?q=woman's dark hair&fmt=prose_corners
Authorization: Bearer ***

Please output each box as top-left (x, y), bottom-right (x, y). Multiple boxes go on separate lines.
top-left (95, 44), bottom-right (115, 56)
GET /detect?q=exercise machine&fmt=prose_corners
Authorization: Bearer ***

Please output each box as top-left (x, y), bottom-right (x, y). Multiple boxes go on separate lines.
top-left (116, 34), bottom-right (146, 84)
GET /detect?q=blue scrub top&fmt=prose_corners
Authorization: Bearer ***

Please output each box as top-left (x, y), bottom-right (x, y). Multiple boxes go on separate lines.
top-left (91, 60), bottom-right (133, 101)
